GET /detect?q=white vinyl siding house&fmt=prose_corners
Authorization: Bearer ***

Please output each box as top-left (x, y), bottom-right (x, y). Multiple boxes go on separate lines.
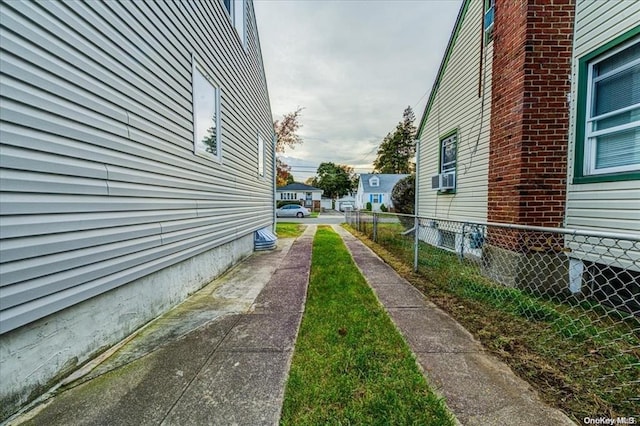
top-left (276, 182), bottom-right (323, 211)
top-left (0, 0), bottom-right (274, 419)
top-left (416, 0), bottom-right (493, 222)
top-left (566, 0), bottom-right (640, 236)
top-left (355, 174), bottom-right (409, 211)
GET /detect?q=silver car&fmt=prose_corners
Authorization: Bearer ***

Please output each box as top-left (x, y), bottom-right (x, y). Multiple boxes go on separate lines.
top-left (276, 204), bottom-right (310, 218)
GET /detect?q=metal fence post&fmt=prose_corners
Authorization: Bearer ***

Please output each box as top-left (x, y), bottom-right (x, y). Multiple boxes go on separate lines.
top-left (373, 212), bottom-right (378, 242)
top-left (414, 215), bottom-right (419, 272)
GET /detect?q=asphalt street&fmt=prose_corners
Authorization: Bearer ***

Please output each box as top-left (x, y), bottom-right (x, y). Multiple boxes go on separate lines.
top-left (277, 209), bottom-right (347, 225)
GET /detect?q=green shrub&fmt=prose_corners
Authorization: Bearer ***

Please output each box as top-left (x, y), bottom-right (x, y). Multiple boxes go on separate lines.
top-left (380, 203), bottom-right (388, 212)
top-left (391, 175), bottom-right (415, 228)
top-left (366, 202), bottom-right (372, 211)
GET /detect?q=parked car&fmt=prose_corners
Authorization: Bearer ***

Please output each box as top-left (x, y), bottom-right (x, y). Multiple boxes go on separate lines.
top-left (339, 203), bottom-right (354, 212)
top-left (276, 204), bottom-right (310, 218)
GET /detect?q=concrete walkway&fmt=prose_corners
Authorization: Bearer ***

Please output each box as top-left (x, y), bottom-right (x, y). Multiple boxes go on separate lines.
top-left (11, 224), bottom-right (575, 425)
top-left (12, 226), bottom-right (316, 426)
top-left (333, 225), bottom-right (575, 426)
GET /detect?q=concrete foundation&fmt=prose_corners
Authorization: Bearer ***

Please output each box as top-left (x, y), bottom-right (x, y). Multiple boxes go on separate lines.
top-left (0, 233), bottom-right (254, 421)
top-left (481, 244), bottom-right (570, 298)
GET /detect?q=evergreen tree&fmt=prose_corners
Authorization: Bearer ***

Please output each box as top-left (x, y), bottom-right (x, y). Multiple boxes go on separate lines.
top-left (373, 106), bottom-right (417, 174)
top-left (202, 124), bottom-right (217, 155)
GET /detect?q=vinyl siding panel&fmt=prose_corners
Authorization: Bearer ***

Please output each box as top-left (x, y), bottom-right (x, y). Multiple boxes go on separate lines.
top-left (417, 0), bottom-right (492, 222)
top-left (565, 0), bottom-right (640, 234)
top-left (0, 0), bottom-right (275, 333)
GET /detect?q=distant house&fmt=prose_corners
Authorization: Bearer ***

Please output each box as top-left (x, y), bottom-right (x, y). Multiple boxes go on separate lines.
top-left (276, 182), bottom-right (324, 211)
top-left (0, 0), bottom-right (274, 419)
top-left (355, 174), bottom-right (409, 211)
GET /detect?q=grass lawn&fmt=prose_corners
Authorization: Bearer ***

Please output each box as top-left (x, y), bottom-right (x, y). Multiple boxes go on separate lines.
top-left (280, 226), bottom-right (453, 426)
top-left (346, 223), bottom-right (640, 422)
top-left (275, 222), bottom-right (305, 238)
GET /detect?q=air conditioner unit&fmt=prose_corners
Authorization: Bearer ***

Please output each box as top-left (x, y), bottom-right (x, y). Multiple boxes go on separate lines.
top-left (431, 172), bottom-right (456, 191)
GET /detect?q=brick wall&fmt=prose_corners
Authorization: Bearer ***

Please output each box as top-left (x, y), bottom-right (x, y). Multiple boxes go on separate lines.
top-left (487, 0), bottom-right (575, 227)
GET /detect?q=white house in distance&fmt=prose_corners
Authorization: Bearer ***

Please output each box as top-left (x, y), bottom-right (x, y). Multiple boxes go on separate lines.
top-left (355, 174), bottom-right (409, 211)
top-left (276, 182), bottom-right (324, 212)
top-left (0, 0), bottom-right (274, 419)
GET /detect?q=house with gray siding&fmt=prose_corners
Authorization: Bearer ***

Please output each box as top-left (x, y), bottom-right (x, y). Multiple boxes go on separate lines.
top-left (0, 0), bottom-right (275, 419)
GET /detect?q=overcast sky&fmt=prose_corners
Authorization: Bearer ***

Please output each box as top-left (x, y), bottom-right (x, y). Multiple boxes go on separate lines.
top-left (254, 0), bottom-right (462, 181)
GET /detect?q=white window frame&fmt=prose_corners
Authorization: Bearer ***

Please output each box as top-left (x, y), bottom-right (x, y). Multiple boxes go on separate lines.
top-left (440, 133), bottom-right (457, 174)
top-left (369, 177), bottom-right (379, 187)
top-left (583, 37), bottom-right (640, 176)
top-left (221, 0), bottom-right (246, 48)
top-left (192, 58), bottom-right (222, 163)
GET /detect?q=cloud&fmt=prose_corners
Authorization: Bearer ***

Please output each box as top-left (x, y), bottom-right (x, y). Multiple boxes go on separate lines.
top-left (255, 0), bottom-right (461, 180)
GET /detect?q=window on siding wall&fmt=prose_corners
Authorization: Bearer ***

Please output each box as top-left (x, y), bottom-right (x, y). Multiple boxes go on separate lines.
top-left (581, 37), bottom-right (640, 178)
top-left (221, 0), bottom-right (246, 47)
top-left (258, 133), bottom-right (264, 177)
top-left (484, 0), bottom-right (495, 44)
top-left (370, 194), bottom-right (382, 204)
top-left (440, 133), bottom-right (457, 174)
top-left (192, 61), bottom-right (221, 162)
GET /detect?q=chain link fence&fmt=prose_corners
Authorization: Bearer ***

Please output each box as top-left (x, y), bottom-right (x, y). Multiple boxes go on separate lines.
top-left (345, 210), bottom-right (639, 417)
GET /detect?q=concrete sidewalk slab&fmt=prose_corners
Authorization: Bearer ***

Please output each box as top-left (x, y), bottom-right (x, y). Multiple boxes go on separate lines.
top-left (12, 225), bottom-right (317, 426)
top-left (387, 308), bottom-right (482, 353)
top-left (373, 284), bottom-right (429, 308)
top-left (161, 351), bottom-right (291, 426)
top-left (334, 225), bottom-right (575, 426)
top-left (217, 312), bottom-right (301, 352)
top-left (15, 314), bottom-right (242, 426)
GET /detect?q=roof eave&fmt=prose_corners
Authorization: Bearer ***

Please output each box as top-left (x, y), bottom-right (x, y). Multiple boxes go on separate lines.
top-left (416, 0), bottom-right (472, 137)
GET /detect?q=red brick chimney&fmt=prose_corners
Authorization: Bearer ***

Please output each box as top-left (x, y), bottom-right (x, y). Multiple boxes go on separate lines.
top-left (487, 0), bottom-right (575, 227)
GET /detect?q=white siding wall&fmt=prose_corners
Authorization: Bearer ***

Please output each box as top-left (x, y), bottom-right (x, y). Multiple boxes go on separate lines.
top-left (566, 0), bottom-right (640, 233)
top-left (0, 0), bottom-right (274, 414)
top-left (417, 0), bottom-right (492, 222)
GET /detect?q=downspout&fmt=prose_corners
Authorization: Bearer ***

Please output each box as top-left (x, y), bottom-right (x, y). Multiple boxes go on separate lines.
top-left (273, 134), bottom-right (277, 229)
top-left (414, 138), bottom-right (421, 272)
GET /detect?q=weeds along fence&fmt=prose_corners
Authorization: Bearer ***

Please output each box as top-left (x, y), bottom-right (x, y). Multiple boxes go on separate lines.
top-left (345, 210), bottom-right (639, 416)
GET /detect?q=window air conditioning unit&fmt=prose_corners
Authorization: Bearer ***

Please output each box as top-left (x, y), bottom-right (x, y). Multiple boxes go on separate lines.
top-left (431, 172), bottom-right (456, 191)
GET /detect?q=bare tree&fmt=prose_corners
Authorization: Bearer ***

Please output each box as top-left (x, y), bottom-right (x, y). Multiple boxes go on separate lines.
top-left (273, 107), bottom-right (304, 186)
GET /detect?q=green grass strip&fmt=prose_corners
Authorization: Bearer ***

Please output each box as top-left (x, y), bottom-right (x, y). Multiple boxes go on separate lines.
top-left (276, 222), bottom-right (305, 238)
top-left (280, 226), bottom-right (453, 426)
